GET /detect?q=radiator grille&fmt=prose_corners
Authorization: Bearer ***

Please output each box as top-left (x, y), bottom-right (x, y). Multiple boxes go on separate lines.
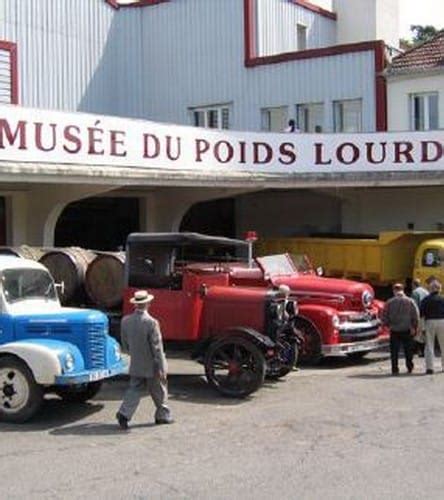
top-left (87, 323), bottom-right (106, 369)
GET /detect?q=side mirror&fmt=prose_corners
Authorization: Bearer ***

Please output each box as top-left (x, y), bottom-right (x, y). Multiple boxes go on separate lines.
top-left (316, 266), bottom-right (324, 277)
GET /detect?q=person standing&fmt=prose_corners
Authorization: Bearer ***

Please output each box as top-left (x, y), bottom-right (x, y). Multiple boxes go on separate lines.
top-left (382, 283), bottom-right (419, 375)
top-left (116, 290), bottom-right (173, 430)
top-left (411, 278), bottom-right (429, 356)
top-left (420, 280), bottom-right (444, 374)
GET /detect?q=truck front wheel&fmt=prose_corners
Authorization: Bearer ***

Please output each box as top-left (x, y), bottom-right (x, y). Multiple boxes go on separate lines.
top-left (55, 381), bottom-right (103, 403)
top-left (0, 356), bottom-right (44, 423)
top-left (294, 319), bottom-right (322, 365)
top-left (204, 337), bottom-right (266, 398)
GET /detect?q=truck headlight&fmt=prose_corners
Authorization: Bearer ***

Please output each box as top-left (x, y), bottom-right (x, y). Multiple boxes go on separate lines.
top-left (64, 353), bottom-right (75, 372)
top-left (332, 315), bottom-right (340, 329)
top-left (362, 290), bottom-right (374, 308)
top-left (114, 343), bottom-right (121, 362)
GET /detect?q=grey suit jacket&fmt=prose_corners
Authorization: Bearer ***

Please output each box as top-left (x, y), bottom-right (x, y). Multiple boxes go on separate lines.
top-left (120, 310), bottom-right (168, 378)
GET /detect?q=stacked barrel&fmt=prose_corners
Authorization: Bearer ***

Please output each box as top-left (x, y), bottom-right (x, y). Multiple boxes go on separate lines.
top-left (0, 245), bottom-right (125, 311)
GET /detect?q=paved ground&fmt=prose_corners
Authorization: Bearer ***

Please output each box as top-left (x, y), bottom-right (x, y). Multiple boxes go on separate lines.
top-left (2, 351), bottom-right (444, 500)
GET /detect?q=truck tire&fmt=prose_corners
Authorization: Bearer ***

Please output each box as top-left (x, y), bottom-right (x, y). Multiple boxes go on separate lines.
top-left (204, 337), bottom-right (266, 398)
top-left (294, 319), bottom-right (322, 365)
top-left (266, 338), bottom-right (298, 379)
top-left (55, 381), bottom-right (103, 403)
top-left (0, 356), bottom-right (44, 423)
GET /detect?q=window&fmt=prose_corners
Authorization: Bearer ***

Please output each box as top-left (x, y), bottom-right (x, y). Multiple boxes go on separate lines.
top-left (192, 105), bottom-right (230, 129)
top-left (422, 248), bottom-right (444, 268)
top-left (297, 24), bottom-right (307, 51)
top-left (0, 41), bottom-right (17, 104)
top-left (333, 99), bottom-right (362, 132)
top-left (410, 92), bottom-right (439, 131)
top-left (261, 106), bottom-right (289, 131)
top-left (297, 103), bottom-right (324, 133)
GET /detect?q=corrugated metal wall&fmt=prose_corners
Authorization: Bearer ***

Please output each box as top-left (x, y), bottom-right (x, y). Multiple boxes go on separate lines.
top-left (0, 0), bottom-right (377, 131)
top-left (256, 0), bottom-right (337, 56)
top-left (0, 48), bottom-right (12, 103)
top-left (0, 0), bottom-right (145, 117)
top-left (140, 0), bottom-right (376, 132)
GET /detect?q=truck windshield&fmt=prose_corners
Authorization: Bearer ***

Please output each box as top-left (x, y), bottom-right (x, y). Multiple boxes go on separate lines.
top-left (2, 268), bottom-right (57, 303)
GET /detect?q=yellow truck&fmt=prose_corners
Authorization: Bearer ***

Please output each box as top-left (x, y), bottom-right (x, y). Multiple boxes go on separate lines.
top-left (256, 232), bottom-right (444, 290)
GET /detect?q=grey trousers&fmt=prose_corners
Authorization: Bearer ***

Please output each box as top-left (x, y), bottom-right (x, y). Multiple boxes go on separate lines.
top-left (119, 376), bottom-right (171, 422)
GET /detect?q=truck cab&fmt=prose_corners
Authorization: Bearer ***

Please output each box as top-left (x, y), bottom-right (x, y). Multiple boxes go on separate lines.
top-left (414, 239), bottom-right (444, 286)
top-left (0, 257), bottom-right (126, 422)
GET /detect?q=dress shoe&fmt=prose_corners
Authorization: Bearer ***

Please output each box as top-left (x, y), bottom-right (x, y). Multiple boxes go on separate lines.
top-left (426, 369), bottom-right (434, 375)
top-left (116, 412), bottom-right (129, 430)
top-left (155, 418), bottom-right (174, 425)
top-left (407, 365), bottom-right (414, 374)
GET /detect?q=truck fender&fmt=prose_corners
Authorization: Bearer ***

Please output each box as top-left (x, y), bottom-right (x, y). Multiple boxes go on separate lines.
top-left (0, 342), bottom-right (62, 385)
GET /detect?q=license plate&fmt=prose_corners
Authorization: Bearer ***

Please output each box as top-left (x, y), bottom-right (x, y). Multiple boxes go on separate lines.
top-left (89, 370), bottom-right (108, 381)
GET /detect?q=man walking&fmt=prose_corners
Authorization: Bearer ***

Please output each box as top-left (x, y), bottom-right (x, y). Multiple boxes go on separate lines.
top-left (382, 283), bottom-right (419, 375)
top-left (420, 280), bottom-right (444, 374)
top-left (116, 290), bottom-right (173, 430)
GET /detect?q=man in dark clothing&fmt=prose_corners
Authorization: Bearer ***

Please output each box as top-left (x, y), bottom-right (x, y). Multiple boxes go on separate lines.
top-left (420, 280), bottom-right (444, 374)
top-left (382, 283), bottom-right (419, 375)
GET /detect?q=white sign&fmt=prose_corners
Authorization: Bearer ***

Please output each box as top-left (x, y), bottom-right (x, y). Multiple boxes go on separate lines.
top-left (0, 104), bottom-right (443, 173)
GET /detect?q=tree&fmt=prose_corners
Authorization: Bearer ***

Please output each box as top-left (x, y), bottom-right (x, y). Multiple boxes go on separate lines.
top-left (410, 25), bottom-right (440, 44)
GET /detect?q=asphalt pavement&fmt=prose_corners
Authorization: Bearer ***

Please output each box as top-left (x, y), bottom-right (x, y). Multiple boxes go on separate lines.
top-left (1, 351), bottom-right (444, 500)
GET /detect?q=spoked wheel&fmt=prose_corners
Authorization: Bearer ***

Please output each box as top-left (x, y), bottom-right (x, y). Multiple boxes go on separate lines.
top-left (267, 338), bottom-right (298, 379)
top-left (204, 337), bottom-right (266, 397)
top-left (0, 356), bottom-right (43, 423)
top-left (295, 319), bottom-right (322, 365)
top-left (55, 381), bottom-right (103, 403)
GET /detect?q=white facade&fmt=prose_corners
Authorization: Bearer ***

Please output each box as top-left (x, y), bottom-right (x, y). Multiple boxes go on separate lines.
top-left (387, 73), bottom-right (444, 132)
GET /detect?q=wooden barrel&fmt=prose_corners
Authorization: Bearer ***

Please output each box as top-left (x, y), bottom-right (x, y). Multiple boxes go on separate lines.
top-left (0, 245), bottom-right (45, 261)
top-left (39, 247), bottom-right (97, 305)
top-left (85, 252), bottom-right (125, 309)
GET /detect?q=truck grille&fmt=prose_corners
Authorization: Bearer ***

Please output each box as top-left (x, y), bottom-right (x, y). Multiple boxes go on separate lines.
top-left (87, 324), bottom-right (106, 369)
top-left (26, 323), bottom-right (71, 336)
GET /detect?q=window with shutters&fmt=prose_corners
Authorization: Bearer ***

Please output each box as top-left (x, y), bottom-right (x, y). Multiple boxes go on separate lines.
top-left (0, 41), bottom-right (17, 104)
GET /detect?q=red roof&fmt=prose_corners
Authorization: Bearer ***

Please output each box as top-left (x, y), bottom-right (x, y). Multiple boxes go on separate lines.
top-left (387, 31), bottom-right (444, 76)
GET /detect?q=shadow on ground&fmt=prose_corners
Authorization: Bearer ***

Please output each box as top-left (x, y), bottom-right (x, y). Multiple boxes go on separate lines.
top-left (0, 398), bottom-right (104, 433)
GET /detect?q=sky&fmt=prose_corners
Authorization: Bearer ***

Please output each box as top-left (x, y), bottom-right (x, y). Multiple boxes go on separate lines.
top-left (400, 0), bottom-right (444, 38)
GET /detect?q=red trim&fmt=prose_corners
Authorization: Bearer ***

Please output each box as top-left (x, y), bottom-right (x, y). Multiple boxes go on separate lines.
top-left (374, 40), bottom-right (387, 132)
top-left (105, 0), bottom-right (169, 9)
top-left (0, 41), bottom-right (18, 104)
top-left (290, 0), bottom-right (337, 20)
top-left (244, 0), bottom-right (387, 132)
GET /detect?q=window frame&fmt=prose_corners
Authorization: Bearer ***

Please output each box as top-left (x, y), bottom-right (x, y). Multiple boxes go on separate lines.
top-left (190, 104), bottom-right (231, 129)
top-left (261, 106), bottom-right (289, 131)
top-left (296, 102), bottom-right (324, 133)
top-left (333, 98), bottom-right (363, 133)
top-left (410, 92), bottom-right (439, 131)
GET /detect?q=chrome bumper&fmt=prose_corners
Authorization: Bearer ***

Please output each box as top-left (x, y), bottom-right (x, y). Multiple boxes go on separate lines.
top-left (322, 337), bottom-right (388, 356)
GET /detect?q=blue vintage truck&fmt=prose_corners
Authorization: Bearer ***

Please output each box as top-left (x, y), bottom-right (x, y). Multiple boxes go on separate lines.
top-left (0, 256), bottom-right (126, 422)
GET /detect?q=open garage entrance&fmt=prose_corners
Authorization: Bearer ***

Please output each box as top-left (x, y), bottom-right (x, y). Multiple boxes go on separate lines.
top-left (55, 197), bottom-right (140, 250)
top-left (179, 198), bottom-right (236, 237)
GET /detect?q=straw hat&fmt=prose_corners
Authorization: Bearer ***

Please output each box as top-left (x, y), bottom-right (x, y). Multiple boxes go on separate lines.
top-left (130, 290), bottom-right (154, 304)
